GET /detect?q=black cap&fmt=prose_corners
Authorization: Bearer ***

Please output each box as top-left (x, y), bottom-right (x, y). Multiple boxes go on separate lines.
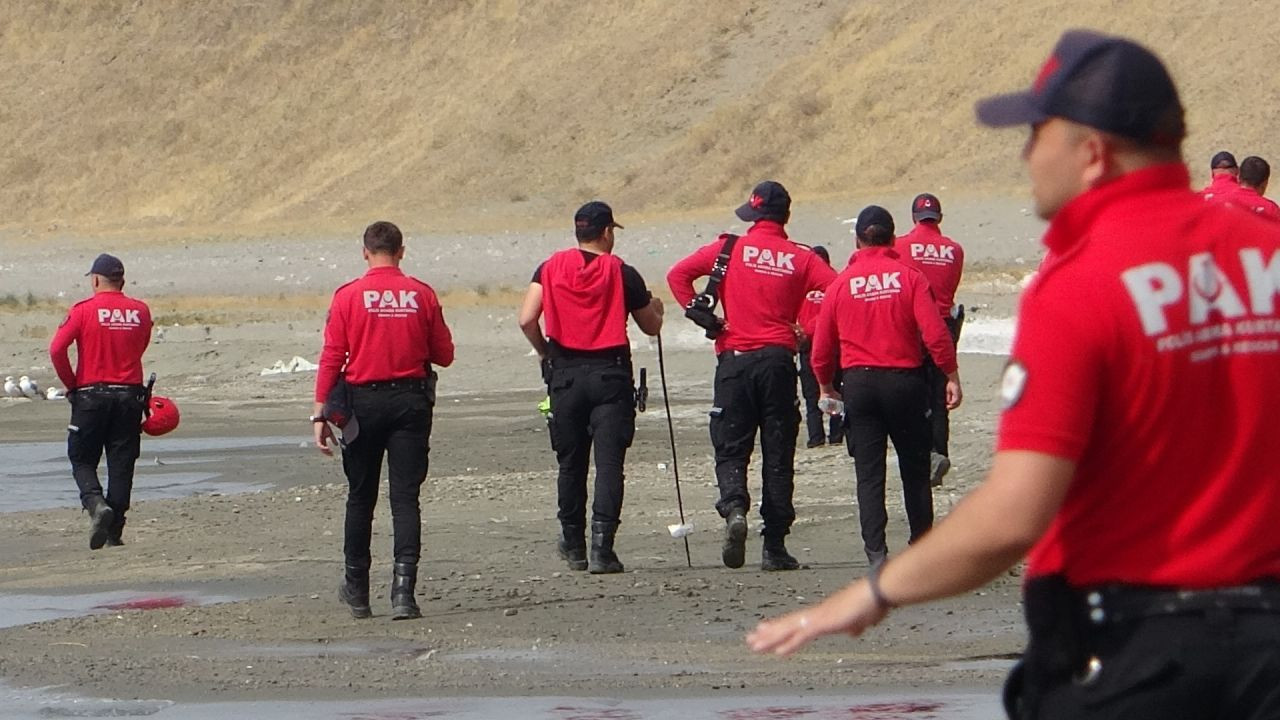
top-left (975, 30), bottom-right (1185, 146)
top-left (855, 205), bottom-right (895, 238)
top-left (574, 201), bottom-right (623, 233)
top-left (911, 193), bottom-right (943, 223)
top-left (735, 180), bottom-right (791, 222)
top-left (85, 253), bottom-right (124, 277)
top-left (1210, 151), bottom-right (1238, 170)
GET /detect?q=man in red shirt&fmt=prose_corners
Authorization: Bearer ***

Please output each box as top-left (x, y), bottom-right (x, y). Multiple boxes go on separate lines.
top-left (1232, 156), bottom-right (1280, 221)
top-left (518, 201), bottom-right (663, 574)
top-left (314, 221), bottom-right (454, 620)
top-left (749, 30), bottom-right (1280, 719)
top-left (810, 206), bottom-right (961, 567)
top-left (1196, 150), bottom-right (1239, 202)
top-left (668, 181), bottom-right (836, 571)
top-left (898, 193), bottom-right (965, 486)
top-left (49, 253), bottom-right (153, 550)
top-left (795, 246), bottom-right (842, 449)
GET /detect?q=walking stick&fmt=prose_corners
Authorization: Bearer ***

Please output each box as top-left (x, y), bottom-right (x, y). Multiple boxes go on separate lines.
top-left (656, 332), bottom-right (693, 568)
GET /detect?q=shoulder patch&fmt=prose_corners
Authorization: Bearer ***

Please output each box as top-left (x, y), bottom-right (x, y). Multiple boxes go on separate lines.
top-left (1000, 360), bottom-right (1028, 410)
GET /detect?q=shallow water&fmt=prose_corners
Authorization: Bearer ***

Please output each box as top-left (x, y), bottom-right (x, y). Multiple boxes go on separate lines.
top-left (0, 682), bottom-right (1001, 719)
top-left (0, 587), bottom-right (248, 630)
top-left (0, 436), bottom-right (306, 512)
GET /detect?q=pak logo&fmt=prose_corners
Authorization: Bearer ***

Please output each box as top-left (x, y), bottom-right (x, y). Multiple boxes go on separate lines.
top-left (97, 307), bottom-right (142, 330)
top-left (909, 243), bottom-right (956, 266)
top-left (741, 245), bottom-right (795, 278)
top-left (848, 272), bottom-right (901, 301)
top-left (1121, 248), bottom-right (1280, 362)
top-left (363, 289), bottom-right (420, 318)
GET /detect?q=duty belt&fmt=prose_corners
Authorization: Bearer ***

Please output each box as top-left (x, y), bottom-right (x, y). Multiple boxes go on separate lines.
top-left (1082, 582), bottom-right (1280, 625)
top-left (352, 378), bottom-right (431, 391)
top-left (78, 383), bottom-right (145, 392)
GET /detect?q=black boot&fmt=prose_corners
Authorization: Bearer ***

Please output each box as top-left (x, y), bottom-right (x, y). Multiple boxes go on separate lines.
top-left (106, 513), bottom-right (126, 547)
top-left (557, 524), bottom-right (588, 571)
top-left (589, 521), bottom-right (624, 574)
top-left (337, 564), bottom-right (372, 619)
top-left (761, 535), bottom-right (800, 571)
top-left (390, 562), bottom-right (422, 620)
top-left (721, 507), bottom-right (747, 569)
top-left (85, 496), bottom-right (114, 551)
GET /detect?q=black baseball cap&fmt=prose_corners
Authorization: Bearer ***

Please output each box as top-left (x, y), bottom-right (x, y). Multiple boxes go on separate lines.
top-left (85, 253), bottom-right (124, 277)
top-left (911, 193), bottom-right (943, 223)
top-left (975, 30), bottom-right (1185, 146)
top-left (574, 201), bottom-right (623, 233)
top-left (735, 180), bottom-right (792, 222)
top-left (1210, 151), bottom-right (1238, 170)
top-left (855, 205), bottom-right (895, 237)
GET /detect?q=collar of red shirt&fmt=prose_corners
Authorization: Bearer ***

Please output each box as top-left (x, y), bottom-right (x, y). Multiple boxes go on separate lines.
top-left (852, 245), bottom-right (901, 262)
top-left (1237, 186), bottom-right (1263, 198)
top-left (906, 222), bottom-right (942, 238)
top-left (364, 266), bottom-right (405, 277)
top-left (1042, 162), bottom-right (1191, 256)
top-left (748, 220), bottom-right (789, 240)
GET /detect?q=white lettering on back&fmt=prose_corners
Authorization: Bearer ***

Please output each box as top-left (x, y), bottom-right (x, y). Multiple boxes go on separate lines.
top-left (741, 245), bottom-right (796, 277)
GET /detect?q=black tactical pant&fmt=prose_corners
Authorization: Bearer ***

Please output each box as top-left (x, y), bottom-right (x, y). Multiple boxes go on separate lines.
top-left (342, 379), bottom-right (435, 569)
top-left (67, 385), bottom-right (146, 535)
top-left (710, 347), bottom-right (800, 538)
top-left (842, 366), bottom-right (933, 557)
top-left (1008, 578), bottom-right (1280, 719)
top-left (924, 309), bottom-right (964, 457)
top-left (547, 357), bottom-right (636, 527)
top-left (798, 349), bottom-right (843, 445)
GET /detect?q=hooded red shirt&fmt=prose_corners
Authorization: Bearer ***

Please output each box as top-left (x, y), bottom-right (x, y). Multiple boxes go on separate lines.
top-left (540, 248), bottom-right (629, 352)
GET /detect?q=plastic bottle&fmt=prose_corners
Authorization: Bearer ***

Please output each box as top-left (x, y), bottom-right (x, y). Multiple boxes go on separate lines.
top-left (817, 397), bottom-right (844, 416)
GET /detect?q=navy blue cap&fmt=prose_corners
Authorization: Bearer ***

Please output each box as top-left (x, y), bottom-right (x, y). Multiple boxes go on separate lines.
top-left (855, 205), bottom-right (895, 238)
top-left (975, 30), bottom-right (1185, 146)
top-left (735, 180), bottom-right (791, 222)
top-left (574, 201), bottom-right (623, 232)
top-left (1210, 151), bottom-right (1238, 170)
top-left (911, 193), bottom-right (942, 222)
top-left (85, 253), bottom-right (124, 277)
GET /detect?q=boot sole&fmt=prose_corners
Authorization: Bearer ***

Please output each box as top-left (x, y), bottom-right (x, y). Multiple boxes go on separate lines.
top-left (557, 546), bottom-right (589, 572)
top-left (930, 456), bottom-right (951, 487)
top-left (722, 516), bottom-right (747, 569)
top-left (588, 563), bottom-right (624, 574)
top-left (390, 605), bottom-right (422, 620)
top-left (89, 506), bottom-right (115, 551)
top-left (337, 585), bottom-right (372, 619)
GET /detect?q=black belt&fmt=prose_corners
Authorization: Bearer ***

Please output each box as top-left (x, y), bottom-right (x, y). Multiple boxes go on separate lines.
top-left (846, 365), bottom-right (924, 374)
top-left (718, 346), bottom-right (794, 361)
top-left (1083, 582), bottom-right (1280, 624)
top-left (78, 383), bottom-right (145, 392)
top-left (352, 378), bottom-right (430, 391)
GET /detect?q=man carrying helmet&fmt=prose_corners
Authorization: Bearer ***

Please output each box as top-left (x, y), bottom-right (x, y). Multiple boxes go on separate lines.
top-left (50, 253), bottom-right (154, 549)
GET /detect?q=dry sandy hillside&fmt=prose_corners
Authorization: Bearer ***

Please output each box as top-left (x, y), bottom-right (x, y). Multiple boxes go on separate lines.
top-left (2, 1), bottom-right (1276, 236)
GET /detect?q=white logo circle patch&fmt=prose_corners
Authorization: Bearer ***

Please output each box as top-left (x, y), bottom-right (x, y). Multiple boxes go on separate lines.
top-left (1001, 361), bottom-right (1027, 410)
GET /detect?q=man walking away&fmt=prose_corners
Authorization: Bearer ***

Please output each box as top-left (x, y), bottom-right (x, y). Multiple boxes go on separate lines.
top-left (899, 193), bottom-right (965, 486)
top-left (796, 246), bottom-right (842, 448)
top-left (50, 254), bottom-right (153, 549)
top-left (314, 221), bottom-right (454, 620)
top-left (1234, 155), bottom-right (1280, 221)
top-left (1197, 150), bottom-right (1239, 202)
top-left (668, 181), bottom-right (836, 571)
top-left (518, 201), bottom-right (663, 574)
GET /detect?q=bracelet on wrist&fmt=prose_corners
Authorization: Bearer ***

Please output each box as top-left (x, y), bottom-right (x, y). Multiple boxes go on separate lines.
top-left (867, 562), bottom-right (897, 611)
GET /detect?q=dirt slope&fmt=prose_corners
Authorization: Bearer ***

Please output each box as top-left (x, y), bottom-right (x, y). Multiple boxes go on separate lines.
top-left (1, 1), bottom-right (1275, 234)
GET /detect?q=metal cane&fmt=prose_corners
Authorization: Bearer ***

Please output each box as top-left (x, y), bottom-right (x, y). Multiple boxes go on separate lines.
top-left (656, 332), bottom-right (693, 568)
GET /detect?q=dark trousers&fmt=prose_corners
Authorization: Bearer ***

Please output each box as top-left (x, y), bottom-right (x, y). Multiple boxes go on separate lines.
top-left (798, 349), bottom-right (844, 445)
top-left (547, 359), bottom-right (636, 527)
top-left (710, 347), bottom-right (800, 538)
top-left (842, 366), bottom-right (933, 556)
top-left (67, 386), bottom-right (146, 535)
top-left (1009, 580), bottom-right (1280, 719)
top-left (341, 382), bottom-right (434, 569)
top-left (924, 309), bottom-right (964, 457)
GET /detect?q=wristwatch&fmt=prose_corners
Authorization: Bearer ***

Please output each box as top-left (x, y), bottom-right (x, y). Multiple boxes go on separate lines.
top-left (309, 414), bottom-right (326, 423)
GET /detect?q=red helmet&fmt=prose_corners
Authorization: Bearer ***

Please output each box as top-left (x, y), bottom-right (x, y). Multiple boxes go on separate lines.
top-left (142, 395), bottom-right (180, 436)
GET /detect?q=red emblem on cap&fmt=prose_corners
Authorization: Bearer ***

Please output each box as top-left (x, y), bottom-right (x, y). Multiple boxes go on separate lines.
top-left (1033, 55), bottom-right (1060, 94)
top-left (749, 194), bottom-right (764, 209)
top-left (917, 198), bottom-right (932, 209)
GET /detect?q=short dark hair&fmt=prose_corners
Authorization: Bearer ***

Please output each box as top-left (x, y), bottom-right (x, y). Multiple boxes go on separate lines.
top-left (1240, 156), bottom-right (1271, 189)
top-left (99, 274), bottom-right (124, 289)
top-left (575, 224), bottom-right (607, 242)
top-left (859, 225), bottom-right (894, 246)
top-left (363, 221), bottom-right (403, 255)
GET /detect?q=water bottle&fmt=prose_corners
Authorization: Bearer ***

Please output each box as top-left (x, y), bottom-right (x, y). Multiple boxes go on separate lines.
top-left (818, 397), bottom-right (844, 416)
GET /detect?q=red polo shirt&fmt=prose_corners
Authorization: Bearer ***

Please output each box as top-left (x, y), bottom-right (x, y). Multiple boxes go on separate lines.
top-left (999, 163), bottom-right (1280, 588)
top-left (809, 246), bottom-right (956, 385)
top-left (1197, 172), bottom-right (1239, 203)
top-left (1228, 186), bottom-right (1280, 222)
top-left (667, 221), bottom-right (836, 353)
top-left (899, 222), bottom-right (964, 317)
top-left (315, 266), bottom-right (454, 401)
top-left (49, 290), bottom-right (152, 389)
